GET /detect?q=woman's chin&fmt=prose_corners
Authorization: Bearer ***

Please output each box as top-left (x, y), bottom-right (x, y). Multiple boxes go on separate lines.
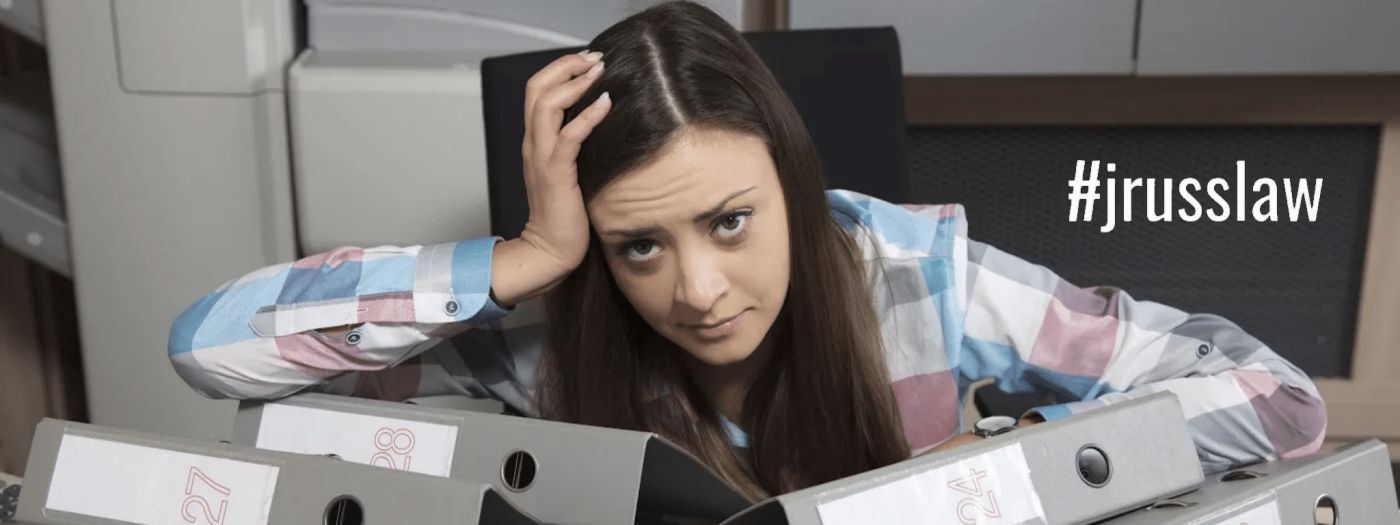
top-left (678, 337), bottom-right (761, 367)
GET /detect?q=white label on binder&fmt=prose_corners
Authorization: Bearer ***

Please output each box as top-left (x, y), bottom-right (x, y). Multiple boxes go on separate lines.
top-left (817, 443), bottom-right (1045, 525)
top-left (256, 403), bottom-right (458, 477)
top-left (46, 434), bottom-right (280, 524)
top-left (1203, 498), bottom-right (1283, 525)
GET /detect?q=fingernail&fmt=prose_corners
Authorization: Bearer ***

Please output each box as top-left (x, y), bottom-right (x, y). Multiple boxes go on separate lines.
top-left (577, 48), bottom-right (590, 56)
top-left (585, 62), bottom-right (604, 78)
top-left (596, 92), bottom-right (611, 106)
top-left (584, 51), bottom-right (603, 62)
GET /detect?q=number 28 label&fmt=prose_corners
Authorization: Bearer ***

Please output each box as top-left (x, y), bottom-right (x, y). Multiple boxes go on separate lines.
top-left (256, 404), bottom-right (457, 477)
top-left (369, 427), bottom-right (417, 471)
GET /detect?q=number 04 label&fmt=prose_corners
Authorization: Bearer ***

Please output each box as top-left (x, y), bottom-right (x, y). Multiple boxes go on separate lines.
top-left (1202, 498), bottom-right (1282, 525)
top-left (46, 434), bottom-right (280, 524)
top-left (817, 443), bottom-right (1045, 525)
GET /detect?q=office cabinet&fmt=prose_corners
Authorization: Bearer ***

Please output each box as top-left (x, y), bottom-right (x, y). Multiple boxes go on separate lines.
top-left (1138, 0), bottom-right (1400, 75)
top-left (790, 0), bottom-right (1138, 75)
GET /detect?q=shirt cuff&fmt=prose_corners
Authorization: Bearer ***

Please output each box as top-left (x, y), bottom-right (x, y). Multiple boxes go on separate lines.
top-left (414, 236), bottom-right (510, 325)
top-left (1023, 399), bottom-right (1108, 422)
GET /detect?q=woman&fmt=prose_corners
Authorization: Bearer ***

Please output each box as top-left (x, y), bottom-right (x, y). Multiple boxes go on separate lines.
top-left (169, 2), bottom-right (1326, 500)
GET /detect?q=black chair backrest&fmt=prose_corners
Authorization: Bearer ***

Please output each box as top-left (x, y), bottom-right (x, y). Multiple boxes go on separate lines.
top-left (480, 27), bottom-right (908, 238)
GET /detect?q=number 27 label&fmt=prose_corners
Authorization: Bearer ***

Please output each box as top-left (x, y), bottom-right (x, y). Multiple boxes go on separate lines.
top-left (46, 434), bottom-right (280, 525)
top-left (182, 466), bottom-right (231, 524)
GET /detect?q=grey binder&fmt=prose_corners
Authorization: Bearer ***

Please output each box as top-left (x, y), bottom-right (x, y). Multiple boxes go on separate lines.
top-left (15, 418), bottom-right (537, 524)
top-left (232, 393), bottom-right (752, 524)
top-left (1101, 439), bottom-right (1399, 524)
top-left (722, 392), bottom-right (1204, 525)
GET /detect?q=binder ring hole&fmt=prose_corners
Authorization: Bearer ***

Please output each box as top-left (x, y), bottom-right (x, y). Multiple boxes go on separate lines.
top-left (1145, 500), bottom-right (1196, 510)
top-left (1220, 469), bottom-right (1265, 481)
top-left (1314, 494), bottom-right (1338, 525)
top-left (324, 495), bottom-right (363, 525)
top-left (502, 450), bottom-right (537, 492)
top-left (1075, 445), bottom-right (1111, 488)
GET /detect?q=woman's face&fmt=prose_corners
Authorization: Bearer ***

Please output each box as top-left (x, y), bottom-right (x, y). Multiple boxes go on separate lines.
top-left (588, 127), bottom-right (791, 367)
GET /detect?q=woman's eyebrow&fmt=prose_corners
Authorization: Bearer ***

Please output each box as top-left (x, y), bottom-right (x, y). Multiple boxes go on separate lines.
top-left (603, 226), bottom-right (659, 240)
top-left (691, 186), bottom-right (757, 224)
top-left (601, 186), bottom-right (757, 239)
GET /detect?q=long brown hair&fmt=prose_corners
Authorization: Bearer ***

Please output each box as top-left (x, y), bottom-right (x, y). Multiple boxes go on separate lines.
top-left (541, 1), bottom-right (908, 500)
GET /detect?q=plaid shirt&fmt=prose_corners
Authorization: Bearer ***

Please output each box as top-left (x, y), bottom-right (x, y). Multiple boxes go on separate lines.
top-left (169, 190), bottom-right (1326, 472)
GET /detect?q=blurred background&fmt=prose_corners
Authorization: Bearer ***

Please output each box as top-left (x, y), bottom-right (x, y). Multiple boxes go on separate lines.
top-left (1, 0), bottom-right (1396, 498)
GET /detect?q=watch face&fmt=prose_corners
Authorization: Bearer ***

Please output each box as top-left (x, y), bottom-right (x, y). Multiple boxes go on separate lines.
top-left (975, 415), bottom-right (1018, 435)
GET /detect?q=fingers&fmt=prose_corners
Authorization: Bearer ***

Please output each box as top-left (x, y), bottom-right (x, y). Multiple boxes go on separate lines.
top-left (529, 58), bottom-right (606, 162)
top-left (523, 50), bottom-right (603, 134)
top-left (548, 92), bottom-right (612, 174)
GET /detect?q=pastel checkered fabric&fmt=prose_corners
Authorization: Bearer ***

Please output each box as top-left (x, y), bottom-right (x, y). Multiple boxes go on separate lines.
top-left (169, 190), bottom-right (1326, 473)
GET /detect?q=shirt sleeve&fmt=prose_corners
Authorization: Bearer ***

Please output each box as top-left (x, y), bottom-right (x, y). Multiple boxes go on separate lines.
top-left (308, 314), bottom-right (547, 417)
top-left (167, 237), bottom-right (515, 400)
top-left (955, 229), bottom-right (1328, 473)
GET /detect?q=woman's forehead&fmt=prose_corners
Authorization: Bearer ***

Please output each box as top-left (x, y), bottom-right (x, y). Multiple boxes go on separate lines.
top-left (589, 129), bottom-right (777, 228)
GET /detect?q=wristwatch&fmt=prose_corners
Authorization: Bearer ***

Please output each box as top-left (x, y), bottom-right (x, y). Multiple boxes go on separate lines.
top-left (972, 415), bottom-right (1018, 438)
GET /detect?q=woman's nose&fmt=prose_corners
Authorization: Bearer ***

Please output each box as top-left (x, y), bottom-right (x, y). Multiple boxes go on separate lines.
top-left (674, 251), bottom-right (729, 312)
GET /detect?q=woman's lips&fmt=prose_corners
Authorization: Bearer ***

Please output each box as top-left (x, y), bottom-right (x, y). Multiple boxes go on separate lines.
top-left (688, 309), bottom-right (748, 340)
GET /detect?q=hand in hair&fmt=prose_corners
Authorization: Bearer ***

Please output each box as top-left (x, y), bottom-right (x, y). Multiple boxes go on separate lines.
top-left (492, 50), bottom-right (613, 307)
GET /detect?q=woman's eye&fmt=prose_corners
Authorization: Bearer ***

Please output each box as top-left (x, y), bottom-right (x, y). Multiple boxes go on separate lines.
top-left (714, 210), bottom-right (751, 238)
top-left (624, 240), bottom-right (661, 261)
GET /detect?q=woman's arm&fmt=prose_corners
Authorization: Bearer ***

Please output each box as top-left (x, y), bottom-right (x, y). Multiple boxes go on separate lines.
top-left (168, 238), bottom-right (511, 400)
top-left (955, 236), bottom-right (1327, 473)
top-left (307, 307), bottom-right (547, 416)
top-left (168, 50), bottom-right (612, 403)
top-left (830, 189), bottom-right (1326, 471)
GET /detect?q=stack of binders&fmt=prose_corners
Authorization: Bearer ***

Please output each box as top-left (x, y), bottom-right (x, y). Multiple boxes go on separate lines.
top-left (721, 392), bottom-right (1204, 525)
top-left (232, 392), bottom-right (753, 524)
top-left (1100, 438), bottom-right (1399, 524)
top-left (16, 389), bottom-right (1397, 524)
top-left (13, 418), bottom-right (538, 524)
top-left (235, 391), bottom-right (1210, 524)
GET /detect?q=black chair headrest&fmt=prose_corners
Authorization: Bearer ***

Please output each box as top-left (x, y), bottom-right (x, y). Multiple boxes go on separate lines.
top-left (481, 26), bottom-right (908, 238)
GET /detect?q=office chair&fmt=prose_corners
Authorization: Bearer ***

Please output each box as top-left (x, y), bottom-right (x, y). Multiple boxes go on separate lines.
top-left (480, 27), bottom-right (909, 239)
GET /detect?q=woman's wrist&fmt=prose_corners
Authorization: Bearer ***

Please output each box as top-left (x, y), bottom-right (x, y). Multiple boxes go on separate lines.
top-left (490, 237), bottom-right (574, 307)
